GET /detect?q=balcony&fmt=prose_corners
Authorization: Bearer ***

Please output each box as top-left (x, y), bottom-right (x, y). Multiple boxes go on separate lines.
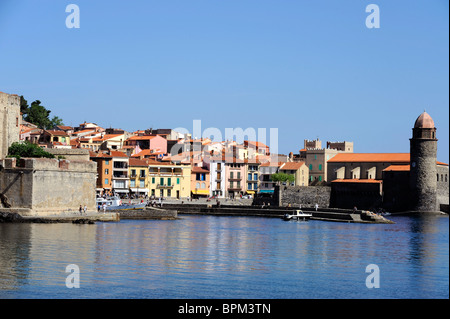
top-left (113, 173), bottom-right (128, 179)
top-left (113, 163), bottom-right (128, 170)
top-left (157, 184), bottom-right (174, 189)
top-left (229, 177), bottom-right (242, 181)
top-left (228, 187), bottom-right (243, 191)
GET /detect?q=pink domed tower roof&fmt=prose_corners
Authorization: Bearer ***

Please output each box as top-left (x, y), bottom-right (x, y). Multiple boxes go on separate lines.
top-left (414, 111), bottom-right (435, 129)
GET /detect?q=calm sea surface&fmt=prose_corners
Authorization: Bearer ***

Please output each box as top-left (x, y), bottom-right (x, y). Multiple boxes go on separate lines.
top-left (0, 214), bottom-right (448, 299)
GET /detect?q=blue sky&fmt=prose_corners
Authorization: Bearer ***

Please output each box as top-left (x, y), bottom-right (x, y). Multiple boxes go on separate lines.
top-left (0, 0), bottom-right (448, 162)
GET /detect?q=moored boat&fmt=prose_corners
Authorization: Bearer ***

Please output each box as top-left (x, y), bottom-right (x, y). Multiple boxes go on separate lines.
top-left (282, 210), bottom-right (312, 221)
top-left (96, 196), bottom-right (146, 211)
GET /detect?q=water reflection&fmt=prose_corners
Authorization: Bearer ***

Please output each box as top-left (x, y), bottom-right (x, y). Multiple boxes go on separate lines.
top-left (0, 215), bottom-right (448, 298)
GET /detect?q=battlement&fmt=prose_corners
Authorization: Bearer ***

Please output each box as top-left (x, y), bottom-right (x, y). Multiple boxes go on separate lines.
top-left (3, 157), bottom-right (96, 172)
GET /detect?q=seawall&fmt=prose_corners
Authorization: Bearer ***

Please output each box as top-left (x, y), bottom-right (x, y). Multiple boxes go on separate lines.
top-left (115, 207), bottom-right (178, 220)
top-left (163, 203), bottom-right (394, 224)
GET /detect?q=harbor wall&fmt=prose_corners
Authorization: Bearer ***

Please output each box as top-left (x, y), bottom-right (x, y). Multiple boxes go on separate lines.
top-left (277, 185), bottom-right (331, 208)
top-left (0, 157), bottom-right (97, 216)
top-left (117, 208), bottom-right (178, 220)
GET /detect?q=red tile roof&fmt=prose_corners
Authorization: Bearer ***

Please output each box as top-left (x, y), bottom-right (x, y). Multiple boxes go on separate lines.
top-left (328, 153), bottom-right (410, 163)
top-left (280, 162), bottom-right (305, 170)
top-left (129, 158), bottom-right (149, 167)
top-left (331, 179), bottom-right (382, 183)
top-left (383, 165), bottom-right (410, 172)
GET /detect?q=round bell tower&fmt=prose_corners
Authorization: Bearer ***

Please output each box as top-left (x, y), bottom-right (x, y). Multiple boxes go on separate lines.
top-left (409, 111), bottom-right (438, 212)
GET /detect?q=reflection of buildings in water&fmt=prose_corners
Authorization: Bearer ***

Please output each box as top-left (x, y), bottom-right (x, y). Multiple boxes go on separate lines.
top-left (0, 224), bottom-right (33, 291)
top-left (28, 223), bottom-right (98, 287)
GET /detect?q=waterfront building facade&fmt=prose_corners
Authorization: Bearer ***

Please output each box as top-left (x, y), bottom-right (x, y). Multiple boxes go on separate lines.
top-left (111, 151), bottom-right (130, 196)
top-left (209, 156), bottom-right (226, 198)
top-left (90, 151), bottom-right (113, 195)
top-left (148, 160), bottom-right (191, 199)
top-left (279, 161), bottom-right (309, 186)
top-left (245, 159), bottom-right (260, 196)
top-left (225, 158), bottom-right (246, 198)
top-left (259, 161), bottom-right (283, 194)
top-left (129, 158), bottom-right (149, 197)
top-left (191, 166), bottom-right (210, 198)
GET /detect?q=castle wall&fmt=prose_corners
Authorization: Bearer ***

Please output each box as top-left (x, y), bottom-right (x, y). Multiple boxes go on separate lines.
top-left (0, 92), bottom-right (21, 159)
top-left (277, 185), bottom-right (331, 208)
top-left (0, 158), bottom-right (97, 216)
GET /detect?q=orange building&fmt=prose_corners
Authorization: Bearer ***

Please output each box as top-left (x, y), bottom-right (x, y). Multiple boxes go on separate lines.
top-left (90, 151), bottom-right (113, 195)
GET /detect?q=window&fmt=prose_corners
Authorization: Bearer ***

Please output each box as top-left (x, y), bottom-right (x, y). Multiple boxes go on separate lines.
top-left (177, 178), bottom-right (180, 184)
top-left (319, 164), bottom-right (322, 171)
top-left (248, 183), bottom-right (252, 190)
top-left (196, 182), bottom-right (200, 189)
top-left (201, 182), bottom-right (206, 189)
top-left (130, 180), bottom-right (136, 187)
top-left (105, 178), bottom-right (109, 185)
top-left (167, 189), bottom-right (171, 197)
top-left (105, 168), bottom-right (109, 175)
top-left (140, 170), bottom-right (146, 178)
top-left (160, 178), bottom-right (164, 185)
top-left (254, 173), bottom-right (258, 180)
top-left (105, 160), bottom-right (109, 165)
top-left (314, 155), bottom-right (317, 160)
top-left (445, 174), bottom-right (448, 182)
top-left (168, 178), bottom-right (171, 186)
top-left (152, 177), bottom-right (155, 184)
top-left (319, 176), bottom-right (322, 181)
top-left (309, 164), bottom-right (313, 171)
top-left (248, 173), bottom-right (252, 181)
top-left (237, 172), bottom-right (241, 179)
top-left (230, 172), bottom-right (234, 179)
top-left (131, 169), bottom-right (136, 177)
top-left (437, 174), bottom-right (439, 182)
top-left (139, 180), bottom-right (145, 188)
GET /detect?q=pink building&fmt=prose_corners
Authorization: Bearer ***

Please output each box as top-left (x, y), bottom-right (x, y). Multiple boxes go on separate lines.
top-left (125, 135), bottom-right (168, 154)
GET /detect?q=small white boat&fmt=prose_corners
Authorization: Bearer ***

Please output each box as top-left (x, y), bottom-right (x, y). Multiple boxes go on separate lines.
top-left (96, 196), bottom-right (146, 211)
top-left (282, 210), bottom-right (312, 221)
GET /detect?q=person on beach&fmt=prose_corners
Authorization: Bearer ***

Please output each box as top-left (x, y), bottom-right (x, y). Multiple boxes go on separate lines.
top-left (83, 205), bottom-right (87, 215)
top-left (79, 205), bottom-right (83, 215)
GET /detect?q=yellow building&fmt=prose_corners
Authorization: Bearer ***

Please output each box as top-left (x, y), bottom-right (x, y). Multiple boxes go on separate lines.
top-left (279, 161), bottom-right (309, 186)
top-left (147, 159), bottom-right (191, 199)
top-left (129, 158), bottom-right (149, 197)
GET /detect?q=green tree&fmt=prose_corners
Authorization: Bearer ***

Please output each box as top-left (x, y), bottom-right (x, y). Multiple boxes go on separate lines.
top-left (20, 95), bottom-right (29, 116)
top-left (271, 173), bottom-right (295, 184)
top-left (23, 100), bottom-right (64, 130)
top-left (24, 100), bottom-right (51, 129)
top-left (49, 116), bottom-right (64, 128)
top-left (8, 141), bottom-right (55, 159)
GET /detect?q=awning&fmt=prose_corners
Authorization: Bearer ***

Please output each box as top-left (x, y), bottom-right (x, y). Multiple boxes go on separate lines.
top-left (246, 191), bottom-right (256, 194)
top-left (259, 190), bottom-right (274, 193)
top-left (113, 189), bottom-right (129, 193)
top-left (130, 188), bottom-right (148, 193)
top-left (192, 189), bottom-right (210, 195)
